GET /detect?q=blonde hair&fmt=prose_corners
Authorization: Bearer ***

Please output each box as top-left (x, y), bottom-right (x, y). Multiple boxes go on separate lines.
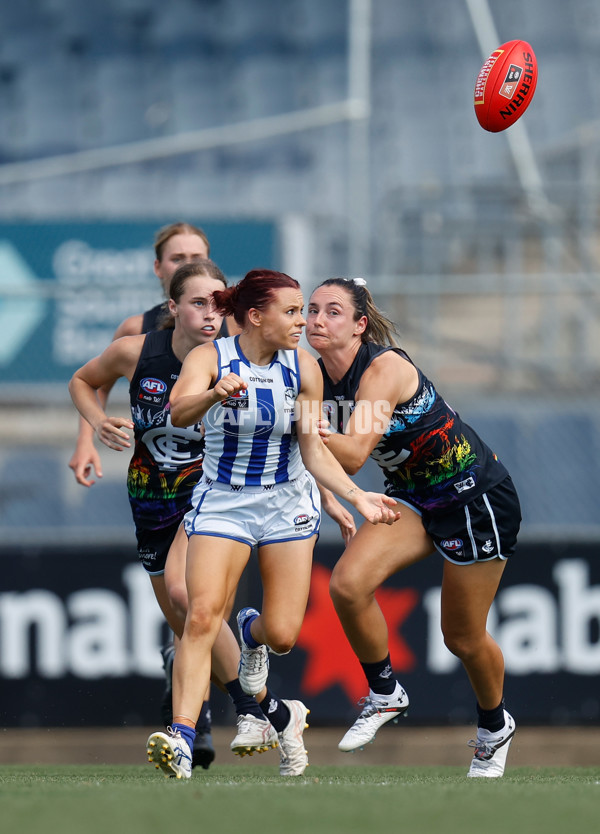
top-left (154, 222), bottom-right (210, 261)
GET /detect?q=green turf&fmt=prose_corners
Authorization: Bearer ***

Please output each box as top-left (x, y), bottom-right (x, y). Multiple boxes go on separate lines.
top-left (1, 765), bottom-right (598, 834)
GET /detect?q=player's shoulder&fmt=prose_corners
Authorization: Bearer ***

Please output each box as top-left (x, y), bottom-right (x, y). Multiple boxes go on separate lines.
top-left (297, 346), bottom-right (320, 372)
top-left (367, 346), bottom-right (407, 372)
top-left (187, 340), bottom-right (219, 362)
top-left (297, 347), bottom-right (323, 393)
top-left (359, 346), bottom-right (418, 401)
top-left (107, 332), bottom-right (146, 361)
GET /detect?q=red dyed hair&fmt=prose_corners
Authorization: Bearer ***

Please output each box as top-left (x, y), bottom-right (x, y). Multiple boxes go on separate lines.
top-left (213, 269), bottom-right (300, 327)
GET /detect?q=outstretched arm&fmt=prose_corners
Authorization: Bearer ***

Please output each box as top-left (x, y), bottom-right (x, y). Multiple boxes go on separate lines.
top-left (296, 350), bottom-right (401, 526)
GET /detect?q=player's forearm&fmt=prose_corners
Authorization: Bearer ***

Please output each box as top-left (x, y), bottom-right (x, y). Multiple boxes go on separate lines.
top-left (77, 413), bottom-right (96, 442)
top-left (300, 436), bottom-right (364, 507)
top-left (323, 432), bottom-right (368, 476)
top-left (69, 377), bottom-right (108, 433)
top-left (170, 391), bottom-right (220, 427)
top-left (74, 381), bottom-right (113, 441)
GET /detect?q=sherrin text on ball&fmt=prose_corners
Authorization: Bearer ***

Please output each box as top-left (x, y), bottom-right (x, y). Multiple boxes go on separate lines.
top-left (474, 39), bottom-right (538, 132)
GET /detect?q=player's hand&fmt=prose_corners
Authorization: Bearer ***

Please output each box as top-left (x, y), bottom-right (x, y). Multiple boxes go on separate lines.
top-left (68, 441), bottom-right (103, 487)
top-left (316, 418), bottom-right (332, 443)
top-left (213, 373), bottom-right (248, 400)
top-left (352, 491), bottom-right (402, 525)
top-left (322, 493), bottom-right (357, 545)
top-left (95, 416), bottom-right (134, 451)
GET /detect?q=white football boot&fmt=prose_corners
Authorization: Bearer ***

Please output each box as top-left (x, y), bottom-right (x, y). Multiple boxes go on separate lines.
top-left (147, 727), bottom-right (192, 779)
top-left (338, 682), bottom-right (409, 752)
top-left (467, 710), bottom-right (516, 778)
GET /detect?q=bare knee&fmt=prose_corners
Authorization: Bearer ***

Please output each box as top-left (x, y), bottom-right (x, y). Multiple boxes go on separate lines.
top-left (330, 565), bottom-right (368, 612)
top-left (443, 628), bottom-right (485, 661)
top-left (167, 583), bottom-right (188, 624)
top-left (259, 613), bottom-right (301, 655)
top-left (329, 562), bottom-right (359, 605)
top-left (185, 601), bottom-right (221, 641)
top-left (264, 625), bottom-right (298, 656)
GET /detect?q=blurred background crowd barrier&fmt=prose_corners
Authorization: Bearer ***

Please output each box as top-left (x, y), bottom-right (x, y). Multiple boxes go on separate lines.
top-left (1, 0), bottom-right (600, 728)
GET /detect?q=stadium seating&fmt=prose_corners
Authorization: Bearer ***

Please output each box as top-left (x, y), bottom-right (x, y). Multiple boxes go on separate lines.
top-left (0, 0), bottom-right (591, 221)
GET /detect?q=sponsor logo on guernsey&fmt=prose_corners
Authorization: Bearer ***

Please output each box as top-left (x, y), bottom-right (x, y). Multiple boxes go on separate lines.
top-left (140, 378), bottom-right (167, 395)
top-left (221, 388), bottom-right (249, 409)
top-left (284, 386), bottom-right (295, 414)
top-left (138, 377), bottom-right (168, 406)
top-left (322, 402), bottom-right (334, 418)
top-left (454, 476), bottom-right (475, 493)
top-left (441, 539), bottom-right (463, 552)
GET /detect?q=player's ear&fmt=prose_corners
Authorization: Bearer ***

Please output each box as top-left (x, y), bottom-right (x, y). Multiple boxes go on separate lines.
top-left (168, 298), bottom-right (177, 318)
top-left (248, 308), bottom-right (262, 327)
top-left (354, 315), bottom-right (368, 336)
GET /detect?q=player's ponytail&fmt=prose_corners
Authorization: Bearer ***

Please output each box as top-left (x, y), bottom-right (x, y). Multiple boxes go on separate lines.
top-left (212, 284), bottom-right (239, 321)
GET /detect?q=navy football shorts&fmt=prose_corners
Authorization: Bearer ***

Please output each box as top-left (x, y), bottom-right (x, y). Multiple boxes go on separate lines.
top-left (422, 476), bottom-right (521, 565)
top-left (135, 517), bottom-right (182, 575)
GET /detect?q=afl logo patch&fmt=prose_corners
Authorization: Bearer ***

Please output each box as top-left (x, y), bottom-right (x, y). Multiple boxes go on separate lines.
top-left (441, 538), bottom-right (463, 551)
top-left (141, 377), bottom-right (167, 395)
top-left (294, 514), bottom-right (310, 525)
top-left (221, 388), bottom-right (249, 409)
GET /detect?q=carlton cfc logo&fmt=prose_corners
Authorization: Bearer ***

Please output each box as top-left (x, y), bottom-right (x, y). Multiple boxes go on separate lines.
top-left (140, 377), bottom-right (167, 395)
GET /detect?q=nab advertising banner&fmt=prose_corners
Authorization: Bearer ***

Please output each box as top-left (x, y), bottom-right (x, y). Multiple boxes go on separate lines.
top-left (0, 221), bottom-right (276, 384)
top-left (1, 541), bottom-right (599, 728)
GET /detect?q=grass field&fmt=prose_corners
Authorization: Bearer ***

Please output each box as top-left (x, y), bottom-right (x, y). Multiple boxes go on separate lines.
top-left (1, 765), bottom-right (598, 834)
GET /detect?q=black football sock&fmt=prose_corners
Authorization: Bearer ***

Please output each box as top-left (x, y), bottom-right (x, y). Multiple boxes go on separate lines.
top-left (477, 698), bottom-right (506, 733)
top-left (225, 679), bottom-right (264, 720)
top-left (258, 688), bottom-right (291, 732)
top-left (360, 654), bottom-right (397, 696)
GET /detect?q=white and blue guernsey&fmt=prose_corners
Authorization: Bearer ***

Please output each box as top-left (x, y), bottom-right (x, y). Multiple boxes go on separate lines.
top-left (202, 336), bottom-right (305, 486)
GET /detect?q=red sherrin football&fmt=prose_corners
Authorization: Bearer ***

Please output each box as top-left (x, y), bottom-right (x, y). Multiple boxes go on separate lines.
top-left (474, 39), bottom-right (538, 132)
